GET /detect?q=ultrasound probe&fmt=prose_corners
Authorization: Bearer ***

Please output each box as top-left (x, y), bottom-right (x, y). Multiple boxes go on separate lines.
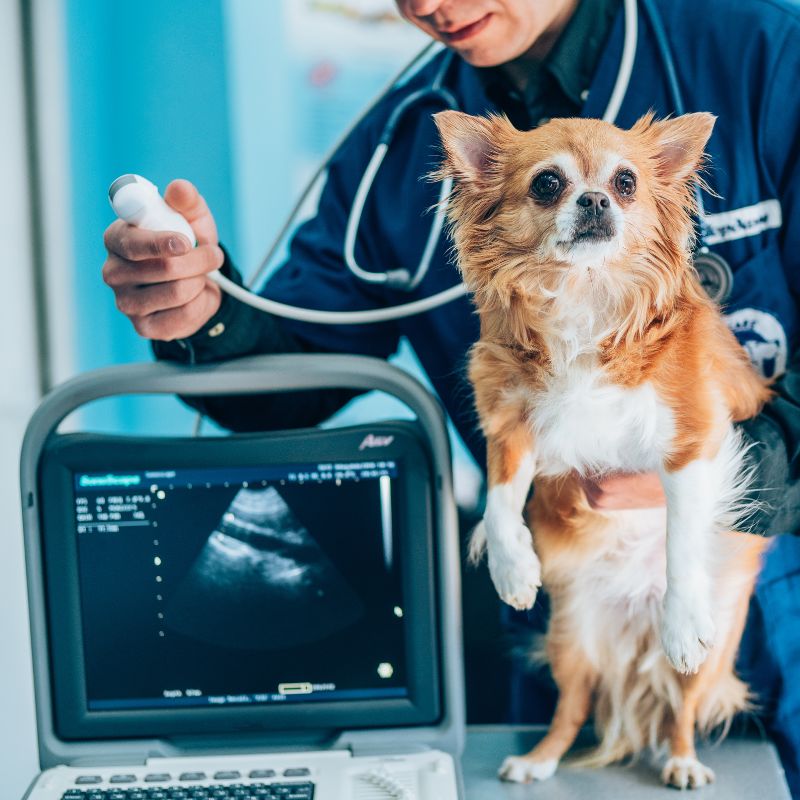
top-left (108, 173), bottom-right (468, 325)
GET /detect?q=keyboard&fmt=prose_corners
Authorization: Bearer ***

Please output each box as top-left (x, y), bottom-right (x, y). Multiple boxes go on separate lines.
top-left (61, 784), bottom-right (313, 799)
top-left (61, 774), bottom-right (314, 800)
top-left (27, 747), bottom-right (457, 800)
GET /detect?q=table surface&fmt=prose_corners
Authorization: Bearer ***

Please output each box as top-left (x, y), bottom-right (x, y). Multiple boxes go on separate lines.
top-left (463, 726), bottom-right (791, 799)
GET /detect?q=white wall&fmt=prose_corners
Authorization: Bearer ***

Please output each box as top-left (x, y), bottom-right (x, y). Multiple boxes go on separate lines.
top-left (0, 1), bottom-right (45, 796)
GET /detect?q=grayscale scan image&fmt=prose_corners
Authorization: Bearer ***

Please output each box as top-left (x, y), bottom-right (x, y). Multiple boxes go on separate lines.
top-left (167, 487), bottom-right (364, 650)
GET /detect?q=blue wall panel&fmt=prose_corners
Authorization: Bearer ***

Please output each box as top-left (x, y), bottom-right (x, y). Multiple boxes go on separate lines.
top-left (65, 0), bottom-right (235, 433)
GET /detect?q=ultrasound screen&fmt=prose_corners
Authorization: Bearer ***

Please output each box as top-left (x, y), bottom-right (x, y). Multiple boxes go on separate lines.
top-left (72, 460), bottom-right (408, 712)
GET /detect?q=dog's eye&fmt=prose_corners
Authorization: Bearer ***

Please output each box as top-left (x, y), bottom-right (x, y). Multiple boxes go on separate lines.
top-left (530, 171), bottom-right (563, 201)
top-left (614, 170), bottom-right (636, 197)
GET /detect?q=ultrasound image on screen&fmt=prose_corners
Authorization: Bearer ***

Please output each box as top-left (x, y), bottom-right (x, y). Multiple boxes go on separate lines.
top-left (73, 461), bottom-right (407, 711)
top-left (167, 487), bottom-right (364, 650)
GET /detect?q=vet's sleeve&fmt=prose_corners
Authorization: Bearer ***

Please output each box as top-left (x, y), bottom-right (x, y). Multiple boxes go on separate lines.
top-left (152, 249), bottom-right (365, 431)
top-left (737, 18), bottom-right (800, 536)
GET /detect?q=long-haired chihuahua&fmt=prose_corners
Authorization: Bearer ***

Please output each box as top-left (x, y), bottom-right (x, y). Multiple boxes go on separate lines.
top-left (434, 110), bottom-right (771, 789)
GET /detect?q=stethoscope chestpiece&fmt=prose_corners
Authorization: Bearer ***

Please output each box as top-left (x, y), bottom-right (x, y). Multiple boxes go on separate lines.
top-left (693, 248), bottom-right (733, 304)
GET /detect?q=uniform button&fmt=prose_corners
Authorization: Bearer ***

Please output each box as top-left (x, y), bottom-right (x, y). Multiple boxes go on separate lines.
top-left (580, 88), bottom-right (590, 102)
top-left (208, 322), bottom-right (225, 337)
top-left (536, 117), bottom-right (550, 127)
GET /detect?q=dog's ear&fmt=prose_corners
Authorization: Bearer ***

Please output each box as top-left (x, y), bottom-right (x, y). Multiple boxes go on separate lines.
top-left (433, 111), bottom-right (516, 186)
top-left (636, 112), bottom-right (716, 182)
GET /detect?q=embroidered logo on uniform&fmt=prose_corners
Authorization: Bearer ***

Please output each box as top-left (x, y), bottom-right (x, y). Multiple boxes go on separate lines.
top-left (724, 308), bottom-right (787, 379)
top-left (702, 199), bottom-right (782, 246)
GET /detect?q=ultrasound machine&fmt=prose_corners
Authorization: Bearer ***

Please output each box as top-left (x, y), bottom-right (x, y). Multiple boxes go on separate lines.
top-left (19, 354), bottom-right (464, 800)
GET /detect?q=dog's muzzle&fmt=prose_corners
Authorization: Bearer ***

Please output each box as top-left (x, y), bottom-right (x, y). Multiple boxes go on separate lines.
top-left (571, 191), bottom-right (615, 242)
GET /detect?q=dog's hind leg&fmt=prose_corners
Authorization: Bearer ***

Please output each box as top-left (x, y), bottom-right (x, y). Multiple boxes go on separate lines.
top-left (661, 676), bottom-right (716, 790)
top-left (499, 651), bottom-right (596, 783)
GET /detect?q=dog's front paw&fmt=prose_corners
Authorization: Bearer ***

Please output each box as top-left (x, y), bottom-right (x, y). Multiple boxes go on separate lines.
top-left (486, 524), bottom-right (541, 610)
top-left (661, 755), bottom-right (715, 789)
top-left (498, 755), bottom-right (558, 783)
top-left (660, 591), bottom-right (716, 674)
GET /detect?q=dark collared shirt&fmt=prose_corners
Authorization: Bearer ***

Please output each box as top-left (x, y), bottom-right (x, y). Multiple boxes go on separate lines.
top-left (478, 0), bottom-right (621, 129)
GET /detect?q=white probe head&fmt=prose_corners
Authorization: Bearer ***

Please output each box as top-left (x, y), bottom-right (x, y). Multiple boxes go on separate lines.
top-left (108, 173), bottom-right (196, 247)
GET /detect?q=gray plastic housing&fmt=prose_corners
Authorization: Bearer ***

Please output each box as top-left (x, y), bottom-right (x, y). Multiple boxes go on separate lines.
top-left (19, 354), bottom-right (465, 769)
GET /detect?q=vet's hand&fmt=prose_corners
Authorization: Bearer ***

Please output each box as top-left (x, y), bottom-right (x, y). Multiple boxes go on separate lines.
top-left (580, 471), bottom-right (666, 510)
top-left (102, 179), bottom-right (224, 341)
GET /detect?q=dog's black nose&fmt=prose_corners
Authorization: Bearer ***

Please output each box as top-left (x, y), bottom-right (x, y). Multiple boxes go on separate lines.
top-left (577, 192), bottom-right (610, 215)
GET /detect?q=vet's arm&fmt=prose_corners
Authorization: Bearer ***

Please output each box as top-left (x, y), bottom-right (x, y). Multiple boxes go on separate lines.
top-left (148, 90), bottom-right (411, 432)
top-left (741, 22), bottom-right (800, 535)
top-left (737, 346), bottom-right (800, 536)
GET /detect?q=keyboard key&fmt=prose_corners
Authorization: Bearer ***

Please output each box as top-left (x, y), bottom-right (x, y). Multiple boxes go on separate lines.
top-left (248, 770), bottom-right (276, 779)
top-left (180, 772), bottom-right (207, 781)
top-left (213, 770), bottom-right (241, 780)
top-left (110, 774), bottom-right (137, 783)
top-left (285, 785), bottom-right (314, 800)
top-left (145, 773), bottom-right (172, 782)
top-left (75, 775), bottom-right (103, 784)
top-left (283, 768), bottom-right (310, 777)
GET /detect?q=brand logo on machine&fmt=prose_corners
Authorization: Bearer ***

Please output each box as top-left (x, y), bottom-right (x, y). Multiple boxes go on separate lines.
top-left (359, 434), bottom-right (395, 450)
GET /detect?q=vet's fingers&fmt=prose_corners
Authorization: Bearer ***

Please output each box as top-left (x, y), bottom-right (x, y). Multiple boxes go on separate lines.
top-left (103, 219), bottom-right (192, 262)
top-left (103, 244), bottom-right (225, 288)
top-left (129, 283), bottom-right (223, 341)
top-left (114, 276), bottom-right (209, 319)
top-left (163, 179), bottom-right (218, 246)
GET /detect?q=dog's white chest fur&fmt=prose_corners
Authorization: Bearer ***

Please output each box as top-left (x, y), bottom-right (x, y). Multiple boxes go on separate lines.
top-left (526, 361), bottom-right (674, 476)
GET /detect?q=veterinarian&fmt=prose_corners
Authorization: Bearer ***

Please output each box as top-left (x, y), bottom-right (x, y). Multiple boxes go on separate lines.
top-left (102, 0), bottom-right (800, 792)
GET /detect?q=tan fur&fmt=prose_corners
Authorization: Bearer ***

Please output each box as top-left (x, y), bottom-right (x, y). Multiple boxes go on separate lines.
top-left (434, 111), bottom-right (772, 779)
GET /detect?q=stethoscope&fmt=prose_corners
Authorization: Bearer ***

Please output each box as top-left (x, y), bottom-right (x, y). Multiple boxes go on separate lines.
top-left (213, 0), bottom-right (731, 326)
top-left (639, 0), bottom-right (733, 303)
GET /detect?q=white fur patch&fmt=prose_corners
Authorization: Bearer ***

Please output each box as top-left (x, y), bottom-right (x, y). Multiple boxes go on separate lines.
top-left (499, 756), bottom-right (558, 783)
top-left (661, 755), bottom-right (715, 789)
top-left (658, 426), bottom-right (751, 674)
top-left (482, 453), bottom-right (541, 610)
top-left (527, 370), bottom-right (674, 477)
